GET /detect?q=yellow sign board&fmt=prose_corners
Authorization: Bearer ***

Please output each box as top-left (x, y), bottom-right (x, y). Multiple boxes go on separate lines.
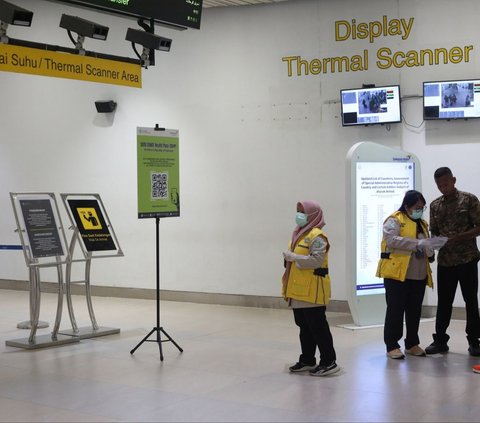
top-left (0, 43), bottom-right (142, 88)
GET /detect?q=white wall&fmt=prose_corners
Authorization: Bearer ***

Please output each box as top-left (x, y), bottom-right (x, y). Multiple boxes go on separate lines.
top-left (1, 0), bottom-right (480, 307)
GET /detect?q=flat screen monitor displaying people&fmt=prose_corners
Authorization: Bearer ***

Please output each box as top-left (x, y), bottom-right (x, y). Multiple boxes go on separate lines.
top-left (423, 79), bottom-right (480, 120)
top-left (340, 85), bottom-right (402, 126)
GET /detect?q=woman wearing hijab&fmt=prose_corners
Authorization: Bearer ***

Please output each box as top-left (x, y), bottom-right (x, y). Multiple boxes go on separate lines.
top-left (376, 190), bottom-right (446, 359)
top-left (282, 200), bottom-right (340, 377)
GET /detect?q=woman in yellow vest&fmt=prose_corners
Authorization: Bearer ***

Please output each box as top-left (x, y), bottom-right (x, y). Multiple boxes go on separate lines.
top-left (282, 200), bottom-right (340, 376)
top-left (377, 190), bottom-right (441, 359)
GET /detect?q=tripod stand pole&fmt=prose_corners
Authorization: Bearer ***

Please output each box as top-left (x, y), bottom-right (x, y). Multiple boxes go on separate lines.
top-left (130, 217), bottom-right (183, 361)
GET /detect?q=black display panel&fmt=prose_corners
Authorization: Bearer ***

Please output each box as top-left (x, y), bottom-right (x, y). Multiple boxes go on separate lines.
top-left (54, 0), bottom-right (202, 30)
top-left (423, 79), bottom-right (480, 120)
top-left (340, 85), bottom-right (402, 127)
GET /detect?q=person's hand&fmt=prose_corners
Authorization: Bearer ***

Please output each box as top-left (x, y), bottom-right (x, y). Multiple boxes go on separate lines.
top-left (283, 251), bottom-right (296, 262)
top-left (417, 239), bottom-right (428, 251)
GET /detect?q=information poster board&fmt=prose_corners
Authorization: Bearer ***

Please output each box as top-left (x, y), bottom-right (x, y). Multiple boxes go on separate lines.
top-left (10, 193), bottom-right (69, 266)
top-left (62, 194), bottom-right (123, 259)
top-left (346, 142), bottom-right (421, 326)
top-left (355, 162), bottom-right (415, 295)
top-left (137, 127), bottom-right (180, 219)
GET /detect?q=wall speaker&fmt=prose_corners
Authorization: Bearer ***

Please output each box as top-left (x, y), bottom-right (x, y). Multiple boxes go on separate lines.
top-left (95, 100), bottom-right (117, 113)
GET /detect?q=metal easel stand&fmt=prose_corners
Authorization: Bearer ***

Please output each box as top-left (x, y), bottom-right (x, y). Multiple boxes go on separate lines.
top-left (130, 217), bottom-right (183, 361)
top-left (58, 228), bottom-right (120, 339)
top-left (16, 266), bottom-right (49, 330)
top-left (6, 257), bottom-right (80, 349)
top-left (1, 243), bottom-right (49, 330)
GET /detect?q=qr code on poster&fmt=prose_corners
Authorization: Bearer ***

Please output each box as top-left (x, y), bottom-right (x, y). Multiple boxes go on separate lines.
top-left (151, 172), bottom-right (168, 200)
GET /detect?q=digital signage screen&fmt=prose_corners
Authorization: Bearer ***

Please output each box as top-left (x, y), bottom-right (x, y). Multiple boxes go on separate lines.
top-left (340, 85), bottom-right (402, 127)
top-left (54, 0), bottom-right (203, 30)
top-left (423, 79), bottom-right (480, 120)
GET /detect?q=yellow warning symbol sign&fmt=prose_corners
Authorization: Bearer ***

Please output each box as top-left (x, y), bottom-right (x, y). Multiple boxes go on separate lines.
top-left (77, 208), bottom-right (102, 230)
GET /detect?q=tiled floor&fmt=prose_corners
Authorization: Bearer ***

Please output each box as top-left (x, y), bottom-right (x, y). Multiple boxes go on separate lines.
top-left (1, 288), bottom-right (480, 422)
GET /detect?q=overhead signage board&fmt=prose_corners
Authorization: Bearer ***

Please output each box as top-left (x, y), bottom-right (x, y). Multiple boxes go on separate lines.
top-left (0, 44), bottom-right (142, 88)
top-left (53, 0), bottom-right (203, 29)
top-left (137, 127), bottom-right (180, 219)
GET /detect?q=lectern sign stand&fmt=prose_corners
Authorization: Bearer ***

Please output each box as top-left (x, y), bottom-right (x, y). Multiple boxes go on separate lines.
top-left (7, 192), bottom-right (79, 349)
top-left (59, 193), bottom-right (123, 339)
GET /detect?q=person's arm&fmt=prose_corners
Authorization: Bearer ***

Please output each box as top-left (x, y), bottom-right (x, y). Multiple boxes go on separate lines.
top-left (383, 217), bottom-right (419, 251)
top-left (294, 236), bottom-right (327, 269)
top-left (283, 236), bottom-right (327, 269)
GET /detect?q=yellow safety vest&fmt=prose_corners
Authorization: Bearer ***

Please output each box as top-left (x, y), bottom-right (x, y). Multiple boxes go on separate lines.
top-left (283, 227), bottom-right (331, 305)
top-left (376, 211), bottom-right (433, 287)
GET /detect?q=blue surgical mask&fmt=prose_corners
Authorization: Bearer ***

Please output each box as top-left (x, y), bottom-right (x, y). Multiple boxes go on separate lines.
top-left (295, 212), bottom-right (308, 227)
top-left (410, 209), bottom-right (423, 220)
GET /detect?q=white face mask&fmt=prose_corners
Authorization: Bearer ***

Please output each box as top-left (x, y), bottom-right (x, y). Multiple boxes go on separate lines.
top-left (410, 209), bottom-right (424, 220)
top-left (295, 212), bottom-right (308, 227)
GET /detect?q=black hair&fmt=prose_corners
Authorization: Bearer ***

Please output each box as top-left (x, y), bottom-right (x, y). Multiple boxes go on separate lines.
top-left (434, 167), bottom-right (453, 179)
top-left (398, 190), bottom-right (426, 212)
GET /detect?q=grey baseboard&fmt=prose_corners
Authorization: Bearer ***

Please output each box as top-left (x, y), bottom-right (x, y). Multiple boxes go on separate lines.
top-left (0, 278), bottom-right (349, 312)
top-left (0, 279), bottom-right (468, 320)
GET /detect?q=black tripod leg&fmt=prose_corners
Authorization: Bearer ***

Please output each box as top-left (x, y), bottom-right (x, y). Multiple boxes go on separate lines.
top-left (160, 327), bottom-right (184, 353)
top-left (130, 327), bottom-right (156, 355)
top-left (157, 328), bottom-right (164, 361)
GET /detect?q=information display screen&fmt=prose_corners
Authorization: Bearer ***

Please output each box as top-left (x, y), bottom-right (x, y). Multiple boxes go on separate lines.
top-left (341, 85), bottom-right (402, 126)
top-left (355, 161), bottom-right (415, 295)
top-left (423, 79), bottom-right (480, 120)
top-left (54, 0), bottom-right (203, 29)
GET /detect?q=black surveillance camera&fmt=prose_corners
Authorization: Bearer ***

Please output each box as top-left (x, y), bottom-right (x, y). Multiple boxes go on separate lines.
top-left (0, 0), bottom-right (33, 26)
top-left (125, 28), bottom-right (172, 52)
top-left (60, 14), bottom-right (109, 40)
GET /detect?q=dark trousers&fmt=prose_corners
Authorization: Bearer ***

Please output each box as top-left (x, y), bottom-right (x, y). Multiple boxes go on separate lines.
top-left (434, 260), bottom-right (480, 345)
top-left (293, 306), bottom-right (336, 366)
top-left (384, 277), bottom-right (427, 351)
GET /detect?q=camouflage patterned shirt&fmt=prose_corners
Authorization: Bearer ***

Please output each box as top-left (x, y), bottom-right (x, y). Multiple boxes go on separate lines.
top-left (430, 189), bottom-right (480, 266)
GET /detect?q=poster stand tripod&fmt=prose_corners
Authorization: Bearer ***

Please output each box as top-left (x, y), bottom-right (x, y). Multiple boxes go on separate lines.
top-left (130, 217), bottom-right (183, 361)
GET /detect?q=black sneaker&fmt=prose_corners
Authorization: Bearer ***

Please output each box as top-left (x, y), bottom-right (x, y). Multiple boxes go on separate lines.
top-left (425, 342), bottom-right (449, 354)
top-left (468, 344), bottom-right (480, 357)
top-left (289, 362), bottom-right (316, 372)
top-left (309, 362), bottom-right (340, 377)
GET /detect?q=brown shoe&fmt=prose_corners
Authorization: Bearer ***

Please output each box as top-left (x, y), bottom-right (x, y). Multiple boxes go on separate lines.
top-left (405, 345), bottom-right (426, 357)
top-left (386, 348), bottom-right (405, 359)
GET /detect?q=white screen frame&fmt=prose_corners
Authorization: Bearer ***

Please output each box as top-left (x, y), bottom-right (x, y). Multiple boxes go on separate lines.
top-left (346, 142), bottom-right (421, 326)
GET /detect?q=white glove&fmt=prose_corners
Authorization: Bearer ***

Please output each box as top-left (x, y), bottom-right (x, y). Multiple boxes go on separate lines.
top-left (283, 251), bottom-right (296, 262)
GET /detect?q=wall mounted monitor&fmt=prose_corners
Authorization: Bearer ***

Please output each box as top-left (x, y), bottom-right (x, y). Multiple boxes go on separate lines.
top-left (340, 85), bottom-right (402, 126)
top-left (423, 79), bottom-right (480, 120)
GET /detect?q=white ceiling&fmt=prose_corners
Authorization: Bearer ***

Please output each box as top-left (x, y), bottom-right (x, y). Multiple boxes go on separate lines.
top-left (203, 0), bottom-right (289, 8)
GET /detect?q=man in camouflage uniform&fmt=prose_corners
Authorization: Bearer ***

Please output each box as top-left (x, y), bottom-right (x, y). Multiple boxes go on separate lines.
top-left (426, 167), bottom-right (480, 356)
